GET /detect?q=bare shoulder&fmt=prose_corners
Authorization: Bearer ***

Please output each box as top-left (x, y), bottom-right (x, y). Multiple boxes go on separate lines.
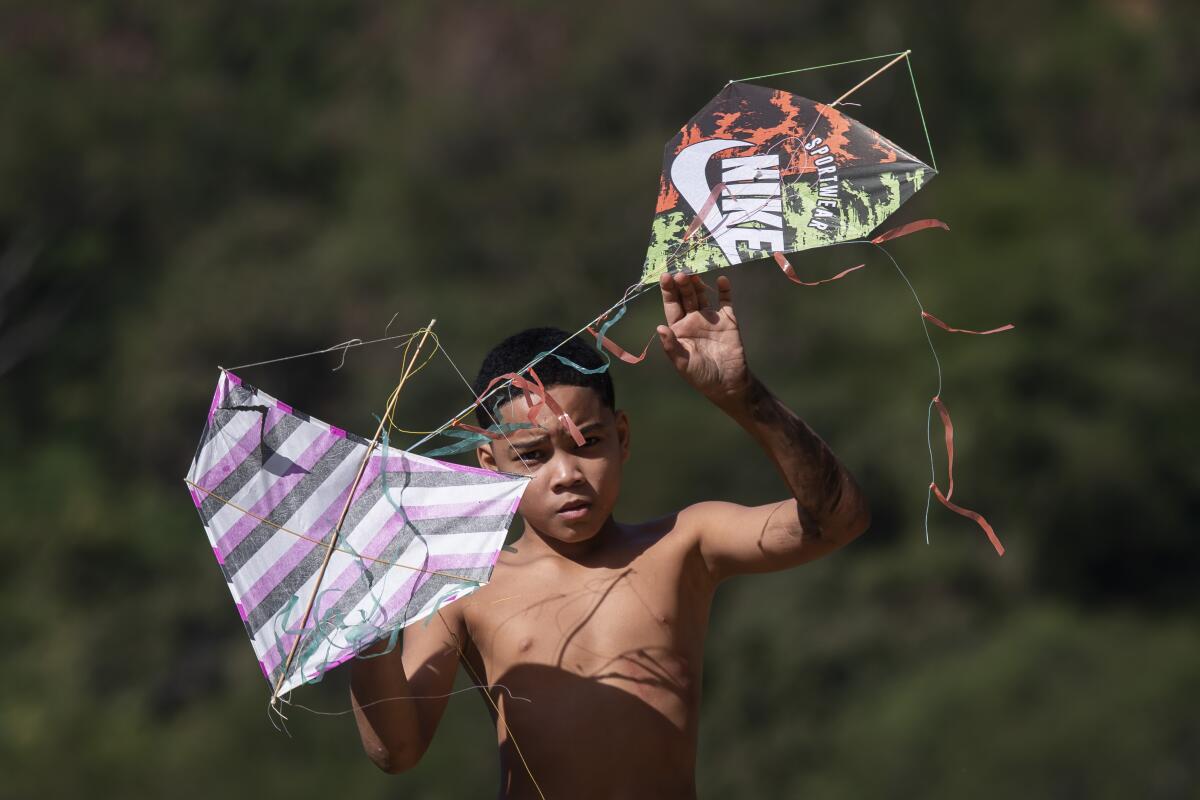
top-left (407, 585), bottom-right (467, 648)
top-left (673, 500), bottom-right (752, 538)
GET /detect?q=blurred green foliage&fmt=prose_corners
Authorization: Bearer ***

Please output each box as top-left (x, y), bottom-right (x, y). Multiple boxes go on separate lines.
top-left (1, 1), bottom-right (1197, 798)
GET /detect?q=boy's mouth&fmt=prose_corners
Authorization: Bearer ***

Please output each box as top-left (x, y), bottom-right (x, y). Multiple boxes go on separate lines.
top-left (556, 499), bottom-right (592, 520)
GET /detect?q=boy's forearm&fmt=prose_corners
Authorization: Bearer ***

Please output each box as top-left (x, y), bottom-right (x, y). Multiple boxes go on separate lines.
top-left (713, 373), bottom-right (870, 542)
top-left (350, 640), bottom-right (422, 773)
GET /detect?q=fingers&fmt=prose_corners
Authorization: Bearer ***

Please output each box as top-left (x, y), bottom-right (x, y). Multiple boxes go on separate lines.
top-left (662, 271), bottom-right (719, 321)
top-left (659, 273), bottom-right (684, 326)
top-left (716, 275), bottom-right (733, 309)
top-left (674, 272), bottom-right (700, 313)
top-left (657, 324), bottom-right (690, 371)
top-left (692, 275), bottom-right (712, 310)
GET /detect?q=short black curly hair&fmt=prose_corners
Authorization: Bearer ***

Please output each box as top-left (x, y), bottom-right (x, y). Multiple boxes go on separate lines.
top-left (473, 327), bottom-right (614, 428)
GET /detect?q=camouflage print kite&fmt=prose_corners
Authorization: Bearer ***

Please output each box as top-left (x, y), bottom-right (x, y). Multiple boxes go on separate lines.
top-left (642, 78), bottom-right (935, 284)
top-left (635, 53), bottom-right (1009, 556)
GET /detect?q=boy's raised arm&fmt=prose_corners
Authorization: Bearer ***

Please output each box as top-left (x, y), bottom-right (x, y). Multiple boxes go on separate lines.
top-left (656, 272), bottom-right (871, 580)
top-left (349, 604), bottom-right (466, 773)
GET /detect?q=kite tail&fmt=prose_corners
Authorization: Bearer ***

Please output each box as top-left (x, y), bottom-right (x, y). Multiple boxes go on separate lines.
top-left (770, 218), bottom-right (1012, 555)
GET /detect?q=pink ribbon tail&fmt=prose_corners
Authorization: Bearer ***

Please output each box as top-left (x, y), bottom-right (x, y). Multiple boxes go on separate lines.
top-left (871, 218), bottom-right (950, 244)
top-left (930, 395), bottom-right (1005, 557)
top-left (772, 251), bottom-right (865, 286)
top-left (922, 310), bottom-right (1014, 336)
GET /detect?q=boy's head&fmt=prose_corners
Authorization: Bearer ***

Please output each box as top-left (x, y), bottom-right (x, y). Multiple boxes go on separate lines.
top-left (472, 327), bottom-right (614, 427)
top-left (473, 328), bottom-right (629, 545)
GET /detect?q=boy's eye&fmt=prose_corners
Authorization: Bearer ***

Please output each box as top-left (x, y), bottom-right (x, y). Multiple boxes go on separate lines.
top-left (582, 437), bottom-right (601, 447)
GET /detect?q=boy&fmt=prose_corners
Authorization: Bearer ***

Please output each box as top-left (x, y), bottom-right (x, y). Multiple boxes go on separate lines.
top-left (350, 273), bottom-right (870, 798)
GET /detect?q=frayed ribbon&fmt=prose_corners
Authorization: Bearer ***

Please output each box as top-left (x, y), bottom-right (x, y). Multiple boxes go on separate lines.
top-left (588, 323), bottom-right (652, 365)
top-left (772, 251), bottom-right (865, 286)
top-left (683, 182), bottom-right (728, 242)
top-left (929, 395), bottom-right (1005, 556)
top-left (587, 303), bottom-right (651, 365)
top-left (770, 218), bottom-right (956, 287)
top-left (922, 311), bottom-right (1014, 336)
top-left (476, 368), bottom-right (587, 447)
top-left (870, 218), bottom-right (950, 244)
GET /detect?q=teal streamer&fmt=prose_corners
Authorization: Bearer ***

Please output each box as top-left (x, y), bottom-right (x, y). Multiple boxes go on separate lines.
top-left (273, 585), bottom-right (345, 689)
top-left (539, 302), bottom-right (629, 375)
top-left (419, 422), bottom-right (533, 458)
top-left (422, 582), bottom-right (481, 627)
top-left (592, 302), bottom-right (628, 353)
top-left (356, 624), bottom-right (401, 659)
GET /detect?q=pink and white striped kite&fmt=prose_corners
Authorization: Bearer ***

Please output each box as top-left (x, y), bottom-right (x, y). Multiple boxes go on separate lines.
top-left (184, 370), bottom-right (529, 696)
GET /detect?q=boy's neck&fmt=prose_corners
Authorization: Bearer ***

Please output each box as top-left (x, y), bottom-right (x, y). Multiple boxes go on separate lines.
top-left (518, 515), bottom-right (621, 562)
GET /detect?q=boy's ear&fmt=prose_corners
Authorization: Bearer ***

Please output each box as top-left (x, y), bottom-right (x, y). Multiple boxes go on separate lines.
top-left (616, 410), bottom-right (630, 464)
top-left (476, 442), bottom-right (499, 472)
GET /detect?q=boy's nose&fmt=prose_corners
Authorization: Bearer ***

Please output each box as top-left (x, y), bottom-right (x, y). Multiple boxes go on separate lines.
top-left (547, 452), bottom-right (586, 491)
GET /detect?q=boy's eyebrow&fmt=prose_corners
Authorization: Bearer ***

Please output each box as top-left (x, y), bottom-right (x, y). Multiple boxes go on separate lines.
top-left (508, 433), bottom-right (550, 451)
top-left (505, 421), bottom-right (607, 451)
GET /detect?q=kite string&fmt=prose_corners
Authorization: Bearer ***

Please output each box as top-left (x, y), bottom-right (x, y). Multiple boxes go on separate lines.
top-left (447, 625), bottom-right (547, 800)
top-left (795, 236), bottom-right (942, 544)
top-left (408, 283), bottom-right (656, 454)
top-left (288, 682), bottom-right (533, 717)
top-left (729, 50), bottom-right (910, 84)
top-left (905, 56), bottom-right (938, 172)
top-left (429, 335), bottom-right (536, 474)
top-left (272, 321), bottom-right (437, 702)
top-left (865, 243), bottom-right (943, 545)
top-left (225, 331), bottom-right (423, 372)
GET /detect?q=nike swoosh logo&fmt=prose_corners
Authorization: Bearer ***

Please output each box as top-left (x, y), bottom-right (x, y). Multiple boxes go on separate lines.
top-left (671, 139), bottom-right (752, 265)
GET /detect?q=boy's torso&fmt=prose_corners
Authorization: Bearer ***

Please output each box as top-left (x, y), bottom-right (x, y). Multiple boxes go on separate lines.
top-left (458, 515), bottom-right (713, 799)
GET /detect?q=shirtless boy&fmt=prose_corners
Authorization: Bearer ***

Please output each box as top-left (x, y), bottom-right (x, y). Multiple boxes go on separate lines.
top-left (350, 272), bottom-right (871, 799)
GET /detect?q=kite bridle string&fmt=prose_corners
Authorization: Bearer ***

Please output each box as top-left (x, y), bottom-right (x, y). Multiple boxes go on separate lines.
top-left (730, 49), bottom-right (936, 170)
top-left (729, 49), bottom-right (909, 84)
top-left (272, 320), bottom-right (437, 704)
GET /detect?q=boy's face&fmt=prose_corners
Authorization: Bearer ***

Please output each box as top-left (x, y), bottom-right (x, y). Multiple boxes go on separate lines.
top-left (476, 384), bottom-right (629, 545)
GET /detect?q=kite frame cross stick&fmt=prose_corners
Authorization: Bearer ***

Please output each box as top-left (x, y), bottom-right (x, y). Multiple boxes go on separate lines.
top-left (271, 318), bottom-right (437, 702)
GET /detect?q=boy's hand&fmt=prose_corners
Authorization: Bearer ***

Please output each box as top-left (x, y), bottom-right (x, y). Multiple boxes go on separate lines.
top-left (657, 272), bottom-right (749, 406)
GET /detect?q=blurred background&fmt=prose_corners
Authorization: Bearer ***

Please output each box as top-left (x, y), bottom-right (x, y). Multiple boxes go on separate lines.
top-left (2, 1), bottom-right (1197, 797)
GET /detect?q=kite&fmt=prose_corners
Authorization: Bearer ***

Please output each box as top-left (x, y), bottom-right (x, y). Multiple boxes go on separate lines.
top-left (184, 361), bottom-right (530, 699)
top-left (641, 78), bottom-right (935, 284)
top-left (629, 51), bottom-right (1010, 555)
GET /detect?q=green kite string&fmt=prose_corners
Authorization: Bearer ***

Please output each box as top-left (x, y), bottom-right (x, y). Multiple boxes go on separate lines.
top-left (729, 50), bottom-right (909, 84)
top-left (730, 49), bottom-right (938, 173)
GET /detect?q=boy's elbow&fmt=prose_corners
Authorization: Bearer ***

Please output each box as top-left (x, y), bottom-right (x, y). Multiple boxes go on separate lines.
top-left (847, 499), bottom-right (871, 541)
top-left (832, 496), bottom-right (871, 545)
top-left (368, 742), bottom-right (422, 774)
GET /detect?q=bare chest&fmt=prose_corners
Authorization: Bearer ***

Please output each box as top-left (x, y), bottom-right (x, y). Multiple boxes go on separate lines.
top-left (463, 538), bottom-right (713, 725)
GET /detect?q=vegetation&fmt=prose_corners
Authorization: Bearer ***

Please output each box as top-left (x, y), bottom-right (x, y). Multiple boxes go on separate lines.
top-left (2, 2), bottom-right (1196, 797)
